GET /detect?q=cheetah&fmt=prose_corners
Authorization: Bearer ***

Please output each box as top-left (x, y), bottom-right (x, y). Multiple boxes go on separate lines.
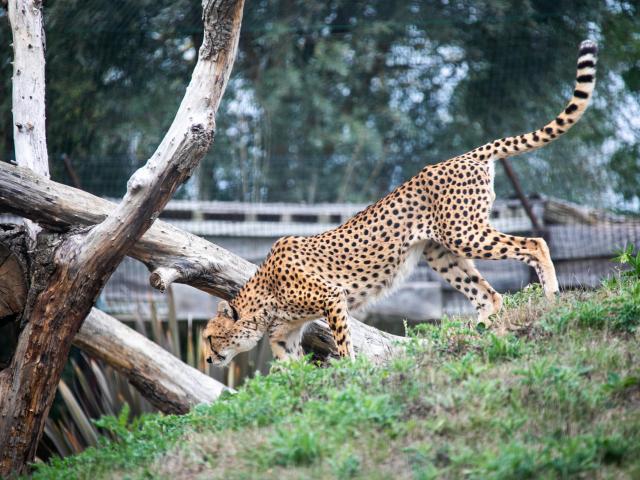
top-left (203, 40), bottom-right (598, 365)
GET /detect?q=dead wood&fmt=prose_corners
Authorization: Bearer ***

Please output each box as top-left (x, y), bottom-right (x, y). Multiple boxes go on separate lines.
top-left (0, 0), bottom-right (245, 473)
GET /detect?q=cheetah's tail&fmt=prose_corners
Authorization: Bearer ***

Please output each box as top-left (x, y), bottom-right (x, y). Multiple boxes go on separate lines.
top-left (471, 40), bottom-right (597, 162)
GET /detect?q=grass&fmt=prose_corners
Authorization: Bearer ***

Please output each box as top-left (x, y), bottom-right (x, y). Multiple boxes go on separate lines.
top-left (29, 276), bottom-right (640, 479)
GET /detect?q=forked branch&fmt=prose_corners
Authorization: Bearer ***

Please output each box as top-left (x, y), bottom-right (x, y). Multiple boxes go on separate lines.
top-left (0, 0), bottom-right (245, 474)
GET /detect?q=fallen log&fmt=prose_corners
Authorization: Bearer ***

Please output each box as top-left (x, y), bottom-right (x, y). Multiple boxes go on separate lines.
top-left (75, 308), bottom-right (231, 414)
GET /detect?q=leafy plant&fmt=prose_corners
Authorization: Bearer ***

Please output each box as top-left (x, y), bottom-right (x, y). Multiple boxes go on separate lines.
top-left (41, 353), bottom-right (154, 459)
top-left (542, 279), bottom-right (640, 334)
top-left (267, 427), bottom-right (322, 466)
top-left (331, 453), bottom-right (361, 479)
top-left (444, 352), bottom-right (483, 380)
top-left (613, 244), bottom-right (640, 279)
top-left (483, 333), bottom-right (523, 363)
top-left (602, 371), bottom-right (640, 397)
top-left (502, 283), bottom-right (544, 309)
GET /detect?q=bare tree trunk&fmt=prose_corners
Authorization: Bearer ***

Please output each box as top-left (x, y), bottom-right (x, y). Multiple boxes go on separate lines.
top-left (0, 0), bottom-right (52, 467)
top-left (0, 0), bottom-right (245, 474)
top-left (7, 0), bottom-right (49, 245)
top-left (0, 224), bottom-right (231, 414)
top-left (8, 0), bottom-right (48, 179)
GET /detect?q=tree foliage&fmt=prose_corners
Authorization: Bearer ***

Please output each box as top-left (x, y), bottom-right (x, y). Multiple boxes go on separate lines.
top-left (1, 0), bottom-right (639, 208)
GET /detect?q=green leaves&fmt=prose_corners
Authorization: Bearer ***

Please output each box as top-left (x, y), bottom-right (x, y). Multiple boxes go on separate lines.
top-left (614, 244), bottom-right (640, 279)
top-left (2, 1), bottom-right (639, 206)
top-left (541, 274), bottom-right (640, 334)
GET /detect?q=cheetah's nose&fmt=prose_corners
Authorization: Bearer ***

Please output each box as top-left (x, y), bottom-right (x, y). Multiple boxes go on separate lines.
top-left (206, 356), bottom-right (213, 364)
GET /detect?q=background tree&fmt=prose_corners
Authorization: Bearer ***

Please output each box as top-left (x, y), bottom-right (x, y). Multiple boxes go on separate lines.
top-left (2, 0), bottom-right (639, 209)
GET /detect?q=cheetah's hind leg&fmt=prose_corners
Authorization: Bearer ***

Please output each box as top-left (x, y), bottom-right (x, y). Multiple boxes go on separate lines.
top-left (423, 241), bottom-right (503, 327)
top-left (442, 225), bottom-right (559, 300)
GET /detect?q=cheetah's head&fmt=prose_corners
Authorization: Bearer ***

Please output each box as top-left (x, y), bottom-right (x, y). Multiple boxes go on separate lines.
top-left (202, 300), bottom-right (261, 366)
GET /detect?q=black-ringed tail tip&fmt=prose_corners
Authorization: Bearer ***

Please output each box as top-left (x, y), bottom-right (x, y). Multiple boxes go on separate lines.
top-left (576, 40), bottom-right (598, 94)
top-left (578, 39), bottom-right (598, 58)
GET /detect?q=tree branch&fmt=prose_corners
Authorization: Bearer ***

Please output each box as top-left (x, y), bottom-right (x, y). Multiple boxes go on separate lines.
top-left (78, 1), bottom-right (244, 276)
top-left (0, 162), bottom-right (252, 299)
top-left (8, 0), bottom-right (49, 243)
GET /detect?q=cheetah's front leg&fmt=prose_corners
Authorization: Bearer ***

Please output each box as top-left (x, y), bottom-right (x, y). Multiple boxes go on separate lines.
top-left (324, 293), bottom-right (355, 360)
top-left (268, 322), bottom-right (305, 361)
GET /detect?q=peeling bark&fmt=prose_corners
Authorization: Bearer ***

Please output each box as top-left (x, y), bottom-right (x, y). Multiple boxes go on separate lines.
top-left (0, 225), bottom-right (28, 370)
top-left (0, 225), bottom-right (28, 323)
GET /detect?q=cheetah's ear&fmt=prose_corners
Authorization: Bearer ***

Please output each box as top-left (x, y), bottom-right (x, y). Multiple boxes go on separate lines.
top-left (217, 300), bottom-right (239, 321)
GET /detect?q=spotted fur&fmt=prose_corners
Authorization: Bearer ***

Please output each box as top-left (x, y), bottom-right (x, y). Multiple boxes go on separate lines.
top-left (203, 41), bottom-right (598, 365)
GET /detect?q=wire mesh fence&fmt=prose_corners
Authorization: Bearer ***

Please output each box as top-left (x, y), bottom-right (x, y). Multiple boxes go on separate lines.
top-left (84, 197), bottom-right (638, 330)
top-left (1, 0), bottom-right (638, 358)
top-left (2, 1), bottom-right (639, 207)
top-left (2, 1), bottom-right (640, 461)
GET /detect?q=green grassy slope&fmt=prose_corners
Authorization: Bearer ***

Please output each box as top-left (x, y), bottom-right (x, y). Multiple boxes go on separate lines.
top-left (31, 278), bottom-right (640, 479)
